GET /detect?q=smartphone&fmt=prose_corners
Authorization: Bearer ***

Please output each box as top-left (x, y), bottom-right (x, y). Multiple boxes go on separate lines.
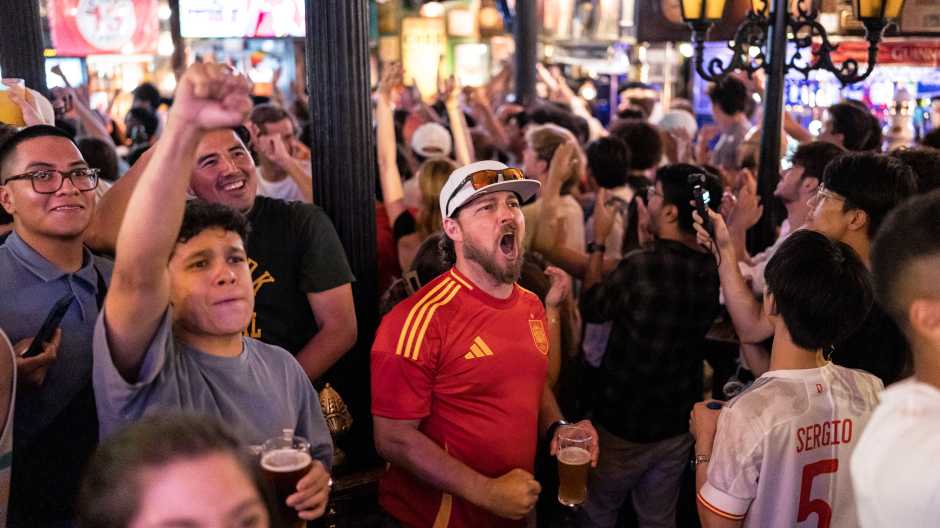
top-left (689, 173), bottom-right (713, 235)
top-left (22, 293), bottom-right (74, 358)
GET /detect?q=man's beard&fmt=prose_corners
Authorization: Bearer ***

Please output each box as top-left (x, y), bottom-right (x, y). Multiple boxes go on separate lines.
top-left (462, 229), bottom-right (524, 285)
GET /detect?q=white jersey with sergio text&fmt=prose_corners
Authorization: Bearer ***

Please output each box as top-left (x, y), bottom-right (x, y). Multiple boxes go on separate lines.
top-left (699, 362), bottom-right (882, 528)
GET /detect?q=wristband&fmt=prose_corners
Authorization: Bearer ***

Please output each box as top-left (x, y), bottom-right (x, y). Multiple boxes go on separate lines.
top-left (587, 242), bottom-right (606, 254)
top-left (547, 420), bottom-right (571, 439)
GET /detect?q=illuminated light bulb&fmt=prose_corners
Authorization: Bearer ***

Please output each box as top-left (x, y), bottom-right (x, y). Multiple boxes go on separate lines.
top-left (420, 2), bottom-right (445, 17)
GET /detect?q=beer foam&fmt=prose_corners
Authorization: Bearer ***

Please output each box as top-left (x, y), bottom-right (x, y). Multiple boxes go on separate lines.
top-left (558, 447), bottom-right (591, 465)
top-left (261, 449), bottom-right (312, 472)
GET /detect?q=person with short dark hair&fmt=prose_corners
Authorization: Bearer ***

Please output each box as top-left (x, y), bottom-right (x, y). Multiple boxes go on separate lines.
top-left (247, 103), bottom-right (312, 203)
top-left (77, 412), bottom-right (271, 528)
top-left (842, 98), bottom-right (883, 151)
top-left (700, 77), bottom-right (751, 171)
top-left (690, 230), bottom-right (881, 528)
top-left (131, 82), bottom-right (162, 112)
top-left (853, 190), bottom-right (940, 528)
top-left (0, 124), bottom-right (112, 527)
top-left (890, 146), bottom-right (940, 194)
top-left (919, 127), bottom-right (940, 150)
top-left (610, 120), bottom-right (664, 177)
top-left (818, 102), bottom-right (874, 151)
top-left (77, 137), bottom-right (121, 204)
top-left (577, 164), bottom-right (723, 528)
top-left (92, 64), bottom-right (333, 523)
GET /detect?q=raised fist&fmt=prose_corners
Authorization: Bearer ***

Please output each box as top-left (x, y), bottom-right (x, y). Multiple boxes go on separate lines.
top-left (170, 63), bottom-right (253, 132)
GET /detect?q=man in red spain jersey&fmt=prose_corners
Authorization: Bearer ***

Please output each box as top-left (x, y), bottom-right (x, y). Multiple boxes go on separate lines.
top-left (371, 160), bottom-right (598, 528)
top-left (689, 226), bottom-right (881, 528)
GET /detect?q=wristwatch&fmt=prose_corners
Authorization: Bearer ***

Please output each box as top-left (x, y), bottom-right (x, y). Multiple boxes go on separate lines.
top-left (587, 242), bottom-right (606, 254)
top-left (691, 453), bottom-right (711, 471)
top-left (547, 420), bottom-right (572, 439)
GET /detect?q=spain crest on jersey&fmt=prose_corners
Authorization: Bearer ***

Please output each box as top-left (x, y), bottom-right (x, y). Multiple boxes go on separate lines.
top-left (529, 320), bottom-right (549, 354)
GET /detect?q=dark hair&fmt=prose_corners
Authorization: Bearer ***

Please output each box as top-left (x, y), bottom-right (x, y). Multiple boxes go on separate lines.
top-left (823, 152), bottom-right (917, 238)
top-left (528, 105), bottom-right (582, 141)
top-left (890, 146), bottom-right (940, 194)
top-left (586, 136), bottom-right (631, 189)
top-left (790, 141), bottom-right (845, 182)
top-left (131, 82), bottom-right (162, 110)
top-left (77, 138), bottom-right (120, 183)
top-left (0, 125), bottom-right (77, 182)
top-left (439, 229), bottom-right (458, 268)
top-left (655, 163), bottom-right (722, 234)
top-left (920, 128), bottom-right (940, 150)
top-left (609, 121), bottom-right (664, 171)
top-left (248, 104), bottom-right (297, 136)
top-left (125, 107), bottom-right (159, 144)
top-left (616, 106), bottom-right (648, 121)
top-left (827, 103), bottom-right (873, 151)
top-left (0, 123), bottom-right (16, 149)
top-left (842, 99), bottom-right (883, 152)
top-left (76, 412), bottom-right (267, 528)
top-left (707, 77), bottom-right (748, 116)
top-left (177, 200), bottom-right (250, 250)
top-left (765, 230), bottom-right (873, 350)
top-left (871, 190), bottom-right (940, 337)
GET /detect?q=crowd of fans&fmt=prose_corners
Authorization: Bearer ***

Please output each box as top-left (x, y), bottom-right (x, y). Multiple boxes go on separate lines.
top-left (1, 58), bottom-right (940, 528)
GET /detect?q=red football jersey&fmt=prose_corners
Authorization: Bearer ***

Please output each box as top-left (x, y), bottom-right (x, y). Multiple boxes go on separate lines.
top-left (371, 267), bottom-right (550, 528)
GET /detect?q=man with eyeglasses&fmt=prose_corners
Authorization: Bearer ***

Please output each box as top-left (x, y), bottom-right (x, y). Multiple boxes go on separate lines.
top-left (699, 152), bottom-right (918, 390)
top-left (371, 160), bottom-right (599, 528)
top-left (0, 124), bottom-right (112, 527)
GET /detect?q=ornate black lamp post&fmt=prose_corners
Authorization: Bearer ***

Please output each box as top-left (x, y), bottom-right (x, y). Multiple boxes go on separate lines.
top-left (679, 0), bottom-right (906, 250)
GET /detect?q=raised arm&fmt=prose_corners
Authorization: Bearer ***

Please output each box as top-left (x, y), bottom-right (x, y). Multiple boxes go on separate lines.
top-left (693, 209), bottom-right (773, 343)
top-left (83, 143), bottom-right (154, 256)
top-left (103, 64), bottom-right (252, 382)
top-left (376, 64), bottom-right (406, 226)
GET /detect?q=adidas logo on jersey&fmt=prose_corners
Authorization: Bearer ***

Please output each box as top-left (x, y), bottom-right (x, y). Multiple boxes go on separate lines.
top-left (464, 337), bottom-right (495, 359)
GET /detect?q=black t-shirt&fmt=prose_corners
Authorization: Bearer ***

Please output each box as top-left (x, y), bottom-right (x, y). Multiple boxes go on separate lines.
top-left (245, 196), bottom-right (355, 356)
top-left (832, 302), bottom-right (911, 386)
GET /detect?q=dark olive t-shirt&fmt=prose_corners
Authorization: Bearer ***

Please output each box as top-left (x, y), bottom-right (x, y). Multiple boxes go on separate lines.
top-left (244, 196), bottom-right (355, 356)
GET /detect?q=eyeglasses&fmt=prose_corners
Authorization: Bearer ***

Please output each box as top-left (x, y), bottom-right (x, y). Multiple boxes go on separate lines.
top-left (809, 183), bottom-right (845, 208)
top-left (444, 168), bottom-right (526, 217)
top-left (647, 186), bottom-right (664, 201)
top-left (2, 168), bottom-right (100, 194)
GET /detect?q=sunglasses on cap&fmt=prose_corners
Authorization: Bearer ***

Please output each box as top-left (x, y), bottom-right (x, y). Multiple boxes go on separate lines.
top-left (444, 168), bottom-right (526, 217)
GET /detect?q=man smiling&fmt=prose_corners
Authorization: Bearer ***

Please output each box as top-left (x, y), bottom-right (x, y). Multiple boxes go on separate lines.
top-left (371, 161), bottom-right (598, 528)
top-left (0, 125), bottom-right (112, 526)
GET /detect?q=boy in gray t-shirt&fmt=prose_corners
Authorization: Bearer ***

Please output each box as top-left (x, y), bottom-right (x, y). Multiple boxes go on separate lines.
top-left (92, 63), bottom-right (333, 522)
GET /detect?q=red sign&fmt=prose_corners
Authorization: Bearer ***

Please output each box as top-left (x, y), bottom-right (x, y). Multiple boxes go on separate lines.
top-left (813, 40), bottom-right (940, 68)
top-left (48, 0), bottom-right (159, 56)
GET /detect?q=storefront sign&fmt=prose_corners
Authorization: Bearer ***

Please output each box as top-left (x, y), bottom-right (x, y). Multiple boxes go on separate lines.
top-left (900, 0), bottom-right (940, 34)
top-left (48, 0), bottom-right (159, 56)
top-left (401, 17), bottom-right (447, 101)
top-left (812, 40), bottom-right (940, 68)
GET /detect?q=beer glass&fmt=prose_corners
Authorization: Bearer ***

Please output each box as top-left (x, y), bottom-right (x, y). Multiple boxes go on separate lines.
top-left (0, 79), bottom-right (26, 127)
top-left (556, 425), bottom-right (592, 506)
top-left (261, 429), bottom-right (313, 528)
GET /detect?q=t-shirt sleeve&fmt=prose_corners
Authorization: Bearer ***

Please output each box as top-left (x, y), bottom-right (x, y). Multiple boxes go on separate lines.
top-left (699, 405), bottom-right (763, 519)
top-left (290, 362), bottom-right (335, 471)
top-left (92, 305), bottom-right (173, 438)
top-left (291, 202), bottom-right (356, 293)
top-left (370, 307), bottom-right (441, 420)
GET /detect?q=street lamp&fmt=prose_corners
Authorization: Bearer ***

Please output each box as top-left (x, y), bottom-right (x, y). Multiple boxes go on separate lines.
top-left (678, 0), bottom-right (906, 251)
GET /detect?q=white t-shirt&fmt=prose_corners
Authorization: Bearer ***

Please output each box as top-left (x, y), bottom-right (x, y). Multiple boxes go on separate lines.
top-left (254, 161), bottom-right (311, 203)
top-left (851, 379), bottom-right (940, 528)
top-left (700, 362), bottom-right (882, 528)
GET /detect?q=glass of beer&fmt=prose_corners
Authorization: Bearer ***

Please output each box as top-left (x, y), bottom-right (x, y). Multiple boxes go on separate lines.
top-left (261, 429), bottom-right (313, 528)
top-left (0, 79), bottom-right (27, 127)
top-left (556, 425), bottom-right (592, 506)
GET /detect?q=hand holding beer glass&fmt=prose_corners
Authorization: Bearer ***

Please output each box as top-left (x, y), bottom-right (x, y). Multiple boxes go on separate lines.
top-left (555, 425), bottom-right (593, 506)
top-left (261, 430), bottom-right (315, 528)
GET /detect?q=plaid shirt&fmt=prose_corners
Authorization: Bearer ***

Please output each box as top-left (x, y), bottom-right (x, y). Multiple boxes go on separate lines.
top-left (580, 239), bottom-right (720, 443)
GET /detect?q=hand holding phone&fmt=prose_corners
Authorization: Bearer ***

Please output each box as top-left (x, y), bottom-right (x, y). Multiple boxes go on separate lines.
top-left (689, 173), bottom-right (713, 235)
top-left (22, 293), bottom-right (74, 359)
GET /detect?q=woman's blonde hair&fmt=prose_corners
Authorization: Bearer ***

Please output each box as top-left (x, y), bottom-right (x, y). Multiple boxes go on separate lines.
top-left (416, 158), bottom-right (457, 238)
top-left (525, 123), bottom-right (581, 195)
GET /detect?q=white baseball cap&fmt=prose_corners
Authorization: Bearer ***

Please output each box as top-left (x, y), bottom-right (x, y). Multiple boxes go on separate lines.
top-left (439, 160), bottom-right (540, 218)
top-left (411, 122), bottom-right (453, 159)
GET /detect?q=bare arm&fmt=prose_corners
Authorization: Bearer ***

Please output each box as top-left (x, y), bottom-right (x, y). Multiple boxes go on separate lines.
top-left (690, 401), bottom-right (743, 528)
top-left (444, 75), bottom-right (473, 166)
top-left (104, 63), bottom-right (252, 382)
top-left (542, 266), bottom-right (570, 390)
top-left (693, 210), bottom-right (773, 343)
top-left (373, 416), bottom-right (541, 520)
top-left (533, 142), bottom-right (576, 254)
top-left (376, 65), bottom-right (406, 226)
top-left (294, 285), bottom-right (358, 381)
top-left (83, 147), bottom-right (155, 256)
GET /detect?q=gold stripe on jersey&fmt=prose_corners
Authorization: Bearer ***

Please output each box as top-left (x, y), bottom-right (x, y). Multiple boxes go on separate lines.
top-left (470, 344), bottom-right (486, 358)
top-left (411, 283), bottom-right (462, 360)
top-left (697, 493), bottom-right (745, 521)
top-left (474, 336), bottom-right (494, 356)
top-left (396, 278), bottom-right (454, 357)
top-left (449, 270), bottom-right (473, 290)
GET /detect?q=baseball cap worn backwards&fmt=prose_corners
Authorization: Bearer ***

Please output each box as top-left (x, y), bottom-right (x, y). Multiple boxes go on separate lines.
top-left (411, 122), bottom-right (453, 159)
top-left (439, 160), bottom-right (541, 218)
